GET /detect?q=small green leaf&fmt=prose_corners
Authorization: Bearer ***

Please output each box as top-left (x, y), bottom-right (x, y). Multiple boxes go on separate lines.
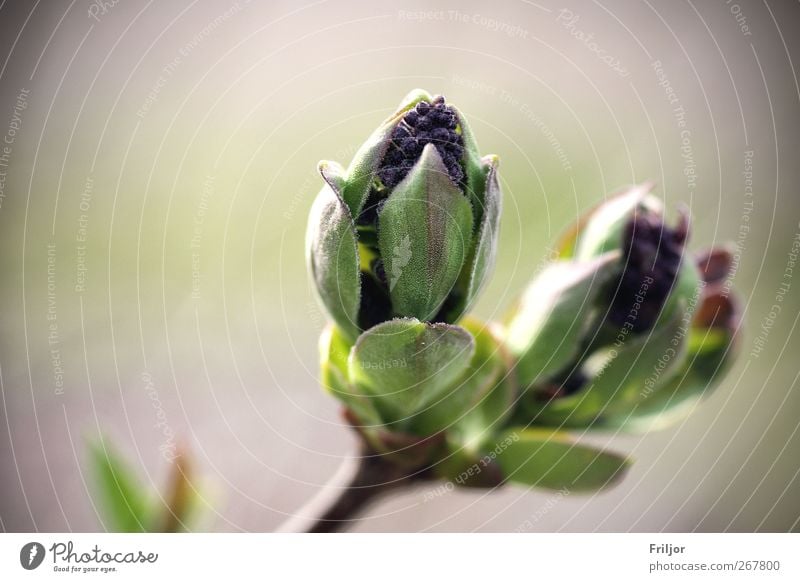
top-left (319, 324), bottom-right (381, 425)
top-left (378, 145), bottom-right (474, 320)
top-left (89, 440), bottom-right (152, 532)
top-left (495, 428), bottom-right (630, 492)
top-left (504, 252), bottom-right (619, 389)
top-left (348, 318), bottom-right (474, 423)
top-left (306, 184), bottom-right (361, 340)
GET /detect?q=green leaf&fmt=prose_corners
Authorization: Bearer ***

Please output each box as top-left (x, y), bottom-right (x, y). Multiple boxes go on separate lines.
top-left (89, 440), bottom-right (153, 532)
top-left (319, 324), bottom-right (381, 425)
top-left (411, 316), bottom-right (515, 440)
top-left (574, 183), bottom-right (656, 260)
top-left (495, 428), bottom-right (630, 492)
top-left (504, 252), bottom-right (619, 389)
top-left (306, 184), bottom-right (361, 340)
top-left (378, 144), bottom-right (474, 320)
top-left (533, 305), bottom-right (688, 427)
top-left (444, 156), bottom-right (502, 323)
top-left (348, 318), bottom-right (475, 423)
top-left (340, 89), bottom-right (432, 217)
top-left (607, 321), bottom-right (736, 432)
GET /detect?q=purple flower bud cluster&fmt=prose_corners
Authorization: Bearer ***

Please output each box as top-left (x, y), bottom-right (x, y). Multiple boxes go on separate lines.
top-left (608, 210), bottom-right (688, 332)
top-left (378, 95), bottom-right (466, 189)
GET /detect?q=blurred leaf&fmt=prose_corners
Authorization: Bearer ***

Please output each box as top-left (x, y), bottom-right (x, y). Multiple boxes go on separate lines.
top-left (348, 318), bottom-right (474, 422)
top-left (533, 305), bottom-right (687, 427)
top-left (378, 145), bottom-right (474, 321)
top-left (607, 323), bottom-right (736, 432)
top-left (89, 440), bottom-right (152, 532)
top-left (432, 444), bottom-right (505, 488)
top-left (504, 252), bottom-right (619, 389)
top-left (495, 428), bottom-right (630, 492)
top-left (662, 259), bottom-right (702, 324)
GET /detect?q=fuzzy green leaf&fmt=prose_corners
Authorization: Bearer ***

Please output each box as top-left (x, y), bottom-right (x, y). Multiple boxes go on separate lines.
top-left (306, 184), bottom-right (361, 340)
top-left (378, 145), bottom-right (474, 321)
top-left (348, 318), bottom-right (474, 423)
top-left (319, 324), bottom-right (381, 425)
top-left (411, 317), bottom-right (514, 440)
top-left (444, 156), bottom-right (502, 323)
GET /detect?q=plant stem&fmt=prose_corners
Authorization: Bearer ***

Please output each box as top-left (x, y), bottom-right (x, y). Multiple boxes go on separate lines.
top-left (276, 445), bottom-right (429, 533)
top-left (306, 449), bottom-right (414, 533)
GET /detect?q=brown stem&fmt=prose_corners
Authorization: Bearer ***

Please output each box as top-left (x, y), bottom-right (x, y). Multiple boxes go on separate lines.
top-left (307, 447), bottom-right (428, 533)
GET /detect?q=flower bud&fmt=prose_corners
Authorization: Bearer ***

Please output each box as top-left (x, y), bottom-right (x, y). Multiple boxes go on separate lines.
top-left (504, 185), bottom-right (740, 429)
top-left (307, 89), bottom-right (501, 341)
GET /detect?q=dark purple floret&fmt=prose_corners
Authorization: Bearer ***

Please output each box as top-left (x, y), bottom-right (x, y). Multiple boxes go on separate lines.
top-left (535, 369), bottom-right (588, 401)
top-left (377, 95), bottom-right (466, 189)
top-left (607, 210), bottom-right (689, 332)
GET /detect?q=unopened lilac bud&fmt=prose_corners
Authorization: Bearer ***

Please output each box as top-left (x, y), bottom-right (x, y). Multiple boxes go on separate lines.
top-left (307, 89), bottom-right (502, 339)
top-left (504, 185), bottom-right (738, 431)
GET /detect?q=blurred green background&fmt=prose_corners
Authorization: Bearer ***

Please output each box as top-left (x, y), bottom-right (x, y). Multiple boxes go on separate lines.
top-left (1, 0), bottom-right (798, 531)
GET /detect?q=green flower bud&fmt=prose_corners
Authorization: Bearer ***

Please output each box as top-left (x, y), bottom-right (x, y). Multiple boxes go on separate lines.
top-left (307, 89), bottom-right (502, 341)
top-left (504, 185), bottom-right (740, 428)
